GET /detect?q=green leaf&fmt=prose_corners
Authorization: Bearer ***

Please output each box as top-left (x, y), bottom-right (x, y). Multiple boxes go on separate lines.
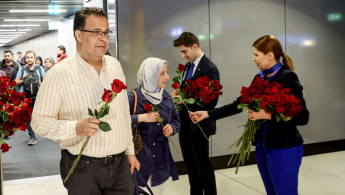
top-left (173, 97), bottom-right (181, 103)
top-left (237, 103), bottom-right (245, 109)
top-left (98, 106), bottom-right (109, 119)
top-left (275, 114), bottom-right (281, 122)
top-left (153, 105), bottom-right (159, 113)
top-left (94, 109), bottom-right (99, 118)
top-left (196, 101), bottom-right (204, 107)
top-left (173, 77), bottom-right (180, 83)
top-left (88, 108), bottom-right (94, 117)
top-left (3, 114), bottom-right (8, 122)
top-left (184, 98), bottom-right (195, 104)
top-left (158, 118), bottom-right (163, 124)
top-left (99, 121), bottom-right (112, 132)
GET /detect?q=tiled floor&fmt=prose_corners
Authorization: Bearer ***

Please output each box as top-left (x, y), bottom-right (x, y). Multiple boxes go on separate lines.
top-left (3, 151), bottom-right (345, 195)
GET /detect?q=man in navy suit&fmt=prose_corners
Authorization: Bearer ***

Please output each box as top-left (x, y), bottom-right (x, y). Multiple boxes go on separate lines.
top-left (171, 32), bottom-right (220, 195)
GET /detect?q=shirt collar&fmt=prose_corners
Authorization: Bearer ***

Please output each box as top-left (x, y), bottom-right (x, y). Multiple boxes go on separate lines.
top-left (75, 51), bottom-right (107, 71)
top-left (192, 52), bottom-right (204, 67)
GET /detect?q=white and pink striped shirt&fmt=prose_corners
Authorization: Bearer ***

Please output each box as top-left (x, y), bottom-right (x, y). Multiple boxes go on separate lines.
top-left (32, 52), bottom-right (134, 157)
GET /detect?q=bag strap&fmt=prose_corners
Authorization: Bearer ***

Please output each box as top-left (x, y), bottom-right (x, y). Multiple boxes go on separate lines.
top-left (131, 90), bottom-right (138, 115)
top-left (133, 168), bottom-right (154, 195)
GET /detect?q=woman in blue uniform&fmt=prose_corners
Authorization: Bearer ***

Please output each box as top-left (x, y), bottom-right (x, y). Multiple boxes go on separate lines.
top-left (190, 35), bottom-right (309, 195)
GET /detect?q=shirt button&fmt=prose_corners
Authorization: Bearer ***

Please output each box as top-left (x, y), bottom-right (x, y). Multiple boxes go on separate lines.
top-left (153, 143), bottom-right (155, 146)
top-left (153, 155), bottom-right (155, 158)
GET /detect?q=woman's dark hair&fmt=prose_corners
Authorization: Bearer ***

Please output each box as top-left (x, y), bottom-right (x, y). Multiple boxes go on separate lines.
top-left (173, 32), bottom-right (199, 47)
top-left (35, 56), bottom-right (43, 65)
top-left (253, 35), bottom-right (295, 73)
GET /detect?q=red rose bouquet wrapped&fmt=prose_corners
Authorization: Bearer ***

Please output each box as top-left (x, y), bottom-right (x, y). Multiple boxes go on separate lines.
top-left (64, 79), bottom-right (127, 183)
top-left (172, 64), bottom-right (223, 141)
top-left (229, 76), bottom-right (302, 173)
top-left (0, 76), bottom-right (32, 153)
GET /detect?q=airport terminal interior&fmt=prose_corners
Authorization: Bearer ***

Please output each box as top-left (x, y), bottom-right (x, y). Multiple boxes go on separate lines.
top-left (1, 0), bottom-right (345, 194)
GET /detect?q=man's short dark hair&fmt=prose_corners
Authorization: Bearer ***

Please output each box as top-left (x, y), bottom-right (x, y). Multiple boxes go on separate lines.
top-left (4, 50), bottom-right (13, 55)
top-left (17, 51), bottom-right (21, 54)
top-left (57, 45), bottom-right (66, 54)
top-left (173, 32), bottom-right (199, 47)
top-left (73, 7), bottom-right (108, 39)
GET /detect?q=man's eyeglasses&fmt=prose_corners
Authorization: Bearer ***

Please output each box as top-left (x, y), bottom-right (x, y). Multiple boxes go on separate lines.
top-left (79, 29), bottom-right (113, 37)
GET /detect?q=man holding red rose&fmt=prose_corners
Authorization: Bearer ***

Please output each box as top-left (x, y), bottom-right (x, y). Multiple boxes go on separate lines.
top-left (171, 32), bottom-right (220, 195)
top-left (31, 7), bottom-right (139, 195)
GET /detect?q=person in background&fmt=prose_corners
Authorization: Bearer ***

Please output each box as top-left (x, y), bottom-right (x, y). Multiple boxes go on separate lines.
top-left (31, 7), bottom-right (139, 194)
top-left (171, 32), bottom-right (220, 195)
top-left (1, 50), bottom-right (21, 82)
top-left (44, 57), bottom-right (55, 72)
top-left (17, 51), bottom-right (25, 66)
top-left (56, 45), bottom-right (68, 63)
top-left (15, 50), bottom-right (45, 146)
top-left (189, 35), bottom-right (309, 195)
top-left (128, 57), bottom-right (180, 195)
top-left (35, 56), bottom-right (43, 67)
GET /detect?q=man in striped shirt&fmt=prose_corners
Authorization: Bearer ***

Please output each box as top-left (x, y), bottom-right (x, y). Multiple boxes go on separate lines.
top-left (31, 7), bottom-right (139, 195)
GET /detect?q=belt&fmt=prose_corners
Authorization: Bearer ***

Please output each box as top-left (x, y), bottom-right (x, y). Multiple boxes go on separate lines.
top-left (62, 149), bottom-right (124, 165)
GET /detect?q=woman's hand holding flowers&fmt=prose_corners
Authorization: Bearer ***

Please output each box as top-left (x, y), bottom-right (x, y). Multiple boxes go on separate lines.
top-left (247, 109), bottom-right (272, 120)
top-left (163, 124), bottom-right (174, 137)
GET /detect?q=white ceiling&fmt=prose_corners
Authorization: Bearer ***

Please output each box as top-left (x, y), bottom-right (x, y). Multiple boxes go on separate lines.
top-left (0, 0), bottom-right (83, 47)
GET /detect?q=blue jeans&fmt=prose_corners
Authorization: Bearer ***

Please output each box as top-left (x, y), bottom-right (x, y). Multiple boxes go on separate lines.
top-left (256, 145), bottom-right (303, 195)
top-left (27, 98), bottom-right (36, 139)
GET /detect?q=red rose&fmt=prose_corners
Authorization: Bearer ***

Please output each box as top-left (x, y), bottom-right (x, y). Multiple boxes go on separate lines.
top-left (261, 102), bottom-right (268, 109)
top-left (111, 79), bottom-right (127, 93)
top-left (13, 99), bottom-right (21, 106)
top-left (8, 89), bottom-right (16, 95)
top-left (101, 89), bottom-right (113, 103)
top-left (178, 64), bottom-right (185, 72)
top-left (253, 93), bottom-right (261, 99)
top-left (288, 95), bottom-right (296, 102)
top-left (281, 88), bottom-right (291, 94)
top-left (1, 143), bottom-right (11, 153)
top-left (172, 82), bottom-right (180, 89)
top-left (144, 103), bottom-right (153, 112)
top-left (261, 95), bottom-right (270, 104)
top-left (19, 92), bottom-right (25, 99)
top-left (275, 104), bottom-right (286, 113)
top-left (186, 79), bottom-right (193, 86)
top-left (11, 80), bottom-right (16, 87)
top-left (18, 124), bottom-right (27, 131)
top-left (24, 98), bottom-right (32, 104)
top-left (2, 122), bottom-right (14, 131)
top-left (21, 103), bottom-right (30, 110)
top-left (5, 103), bottom-right (15, 113)
top-left (269, 95), bottom-right (278, 105)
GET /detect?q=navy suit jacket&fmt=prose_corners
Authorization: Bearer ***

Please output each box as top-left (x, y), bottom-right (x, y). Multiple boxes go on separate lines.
top-left (179, 55), bottom-right (220, 136)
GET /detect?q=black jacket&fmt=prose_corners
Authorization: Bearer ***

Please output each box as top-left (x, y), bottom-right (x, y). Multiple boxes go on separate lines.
top-left (179, 55), bottom-right (220, 136)
top-left (0, 60), bottom-right (19, 81)
top-left (208, 66), bottom-right (309, 148)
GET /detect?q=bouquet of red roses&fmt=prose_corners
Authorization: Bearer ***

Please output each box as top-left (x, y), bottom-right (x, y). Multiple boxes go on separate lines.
top-left (228, 76), bottom-right (302, 173)
top-left (64, 79), bottom-right (127, 183)
top-left (172, 64), bottom-right (223, 141)
top-left (0, 76), bottom-right (32, 153)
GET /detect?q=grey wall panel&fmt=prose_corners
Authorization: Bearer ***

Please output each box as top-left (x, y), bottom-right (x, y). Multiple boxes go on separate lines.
top-left (285, 0), bottom-right (345, 143)
top-left (117, 0), bottom-right (210, 161)
top-left (209, 0), bottom-right (285, 156)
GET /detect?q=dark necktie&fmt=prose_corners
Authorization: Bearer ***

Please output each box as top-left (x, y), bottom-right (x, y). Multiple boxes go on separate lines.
top-left (185, 62), bottom-right (195, 80)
